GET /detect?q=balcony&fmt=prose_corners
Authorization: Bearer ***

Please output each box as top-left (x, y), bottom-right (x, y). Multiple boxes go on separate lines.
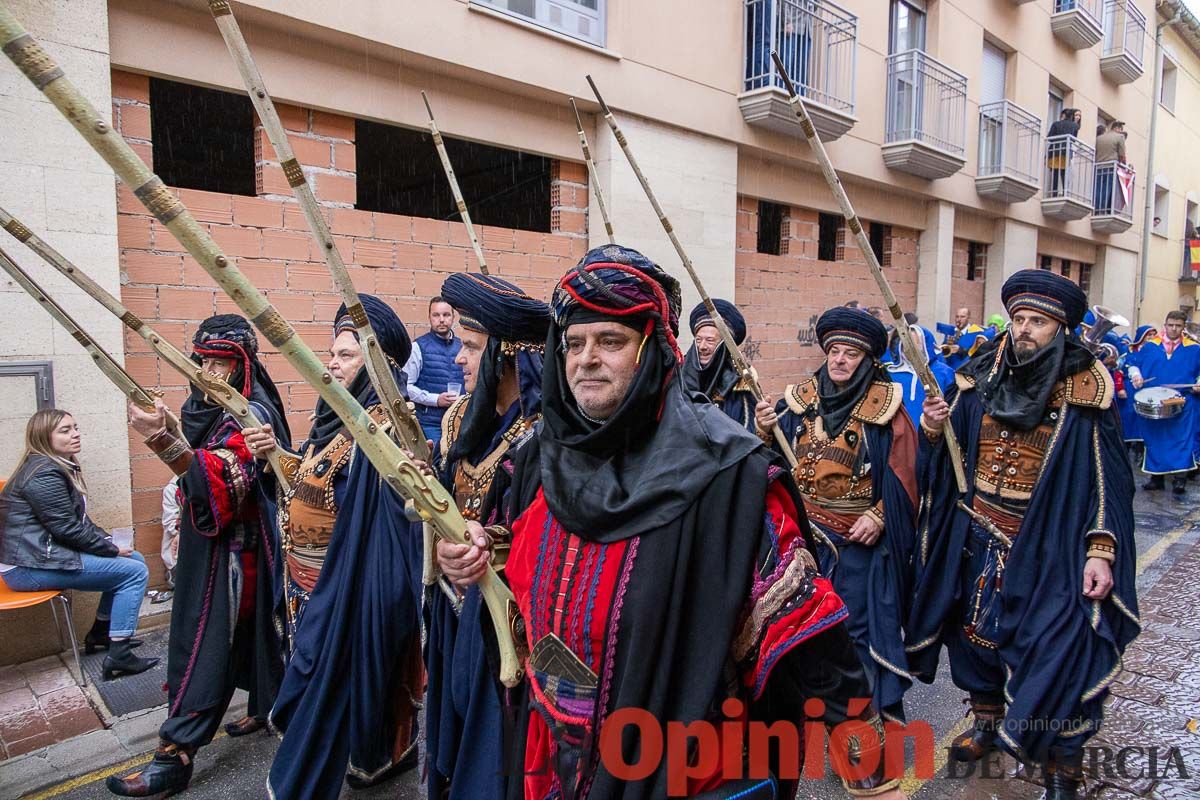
top-left (975, 101), bottom-right (1042, 203)
top-left (1051, 0), bottom-right (1103, 50)
top-left (1042, 135), bottom-right (1095, 221)
top-left (740, 0), bottom-right (858, 141)
top-left (882, 50), bottom-right (968, 179)
top-left (1100, 0), bottom-right (1146, 84)
top-left (1091, 161), bottom-right (1135, 233)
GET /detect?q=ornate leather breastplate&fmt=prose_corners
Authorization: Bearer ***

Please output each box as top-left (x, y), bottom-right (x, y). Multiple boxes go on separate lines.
top-left (792, 415), bottom-right (873, 514)
top-left (974, 390), bottom-right (1063, 519)
top-left (448, 412), bottom-right (537, 520)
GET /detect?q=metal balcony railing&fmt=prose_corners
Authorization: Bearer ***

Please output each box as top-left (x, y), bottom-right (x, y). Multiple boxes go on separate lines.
top-left (1044, 135), bottom-right (1095, 205)
top-left (744, 0), bottom-right (857, 115)
top-left (1102, 0), bottom-right (1146, 65)
top-left (978, 101), bottom-right (1042, 186)
top-left (1054, 0), bottom-right (1103, 27)
top-left (1093, 161), bottom-right (1135, 219)
top-left (885, 50), bottom-right (968, 156)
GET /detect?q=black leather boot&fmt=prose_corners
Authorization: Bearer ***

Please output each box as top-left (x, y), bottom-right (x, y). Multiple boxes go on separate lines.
top-left (1043, 755), bottom-right (1083, 800)
top-left (83, 617), bottom-right (142, 654)
top-left (106, 742), bottom-right (194, 797)
top-left (1142, 475), bottom-right (1165, 491)
top-left (223, 715), bottom-right (266, 737)
top-left (102, 639), bottom-right (158, 680)
top-left (1172, 476), bottom-right (1187, 495)
top-left (948, 694), bottom-right (1004, 762)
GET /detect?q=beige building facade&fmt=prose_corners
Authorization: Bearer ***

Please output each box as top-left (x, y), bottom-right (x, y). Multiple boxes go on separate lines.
top-left (1144, 0), bottom-right (1200, 327)
top-left (0, 0), bottom-right (1159, 659)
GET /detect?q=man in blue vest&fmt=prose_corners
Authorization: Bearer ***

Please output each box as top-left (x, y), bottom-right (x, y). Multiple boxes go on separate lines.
top-left (403, 296), bottom-right (465, 446)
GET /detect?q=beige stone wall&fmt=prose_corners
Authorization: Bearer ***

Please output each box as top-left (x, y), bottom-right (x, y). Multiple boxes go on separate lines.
top-left (0, 0), bottom-right (126, 663)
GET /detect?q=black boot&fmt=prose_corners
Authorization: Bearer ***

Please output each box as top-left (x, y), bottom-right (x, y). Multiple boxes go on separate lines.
top-left (106, 741), bottom-right (193, 797)
top-left (1043, 755), bottom-right (1083, 800)
top-left (223, 715), bottom-right (266, 737)
top-left (1172, 476), bottom-right (1187, 495)
top-left (102, 639), bottom-right (158, 680)
top-left (949, 694), bottom-right (1004, 762)
top-left (83, 617), bottom-right (142, 654)
top-left (1142, 474), bottom-right (1165, 491)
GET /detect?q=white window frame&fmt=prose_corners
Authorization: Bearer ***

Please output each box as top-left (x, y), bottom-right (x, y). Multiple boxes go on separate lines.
top-left (472, 0), bottom-right (607, 48)
top-left (1160, 51), bottom-right (1178, 114)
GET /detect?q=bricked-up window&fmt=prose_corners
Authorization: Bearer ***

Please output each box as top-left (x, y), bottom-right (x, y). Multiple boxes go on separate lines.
top-left (869, 223), bottom-right (891, 267)
top-left (1078, 262), bottom-right (1092, 295)
top-left (1040, 254), bottom-right (1053, 271)
top-left (356, 120), bottom-right (551, 233)
top-left (818, 213), bottom-right (841, 262)
top-left (149, 78), bottom-right (256, 197)
top-left (966, 241), bottom-right (985, 281)
top-left (757, 201), bottom-right (784, 256)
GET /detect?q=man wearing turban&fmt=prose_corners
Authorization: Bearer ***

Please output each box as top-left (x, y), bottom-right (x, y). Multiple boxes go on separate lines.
top-left (681, 298), bottom-right (758, 431)
top-left (424, 271), bottom-right (550, 800)
top-left (756, 307), bottom-right (919, 723)
top-left (912, 270), bottom-right (1138, 800)
top-left (113, 316), bottom-right (292, 797)
top-left (437, 246), bottom-right (903, 799)
top-left (246, 294), bottom-right (425, 798)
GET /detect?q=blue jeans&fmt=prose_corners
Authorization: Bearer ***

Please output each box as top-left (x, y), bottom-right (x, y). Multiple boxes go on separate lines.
top-left (4, 551), bottom-right (148, 638)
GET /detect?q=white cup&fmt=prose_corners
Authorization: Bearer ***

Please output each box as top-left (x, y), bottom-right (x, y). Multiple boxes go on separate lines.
top-left (447, 382), bottom-right (462, 397)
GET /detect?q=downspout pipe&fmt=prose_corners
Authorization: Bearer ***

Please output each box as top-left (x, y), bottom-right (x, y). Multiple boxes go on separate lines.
top-left (1140, 10), bottom-right (1182, 320)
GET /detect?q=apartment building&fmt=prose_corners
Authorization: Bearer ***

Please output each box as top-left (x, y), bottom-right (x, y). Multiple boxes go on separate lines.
top-left (1144, 0), bottom-right (1200, 326)
top-left (0, 0), bottom-right (1159, 655)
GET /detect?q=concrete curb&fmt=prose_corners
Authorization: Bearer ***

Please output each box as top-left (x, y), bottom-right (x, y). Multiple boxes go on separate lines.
top-left (0, 694), bottom-right (248, 800)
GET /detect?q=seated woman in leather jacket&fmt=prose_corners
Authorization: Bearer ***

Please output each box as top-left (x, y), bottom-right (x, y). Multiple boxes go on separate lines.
top-left (0, 409), bottom-right (157, 679)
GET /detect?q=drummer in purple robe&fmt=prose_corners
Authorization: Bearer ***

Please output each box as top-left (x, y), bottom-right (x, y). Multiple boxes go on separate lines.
top-left (1126, 310), bottom-right (1200, 494)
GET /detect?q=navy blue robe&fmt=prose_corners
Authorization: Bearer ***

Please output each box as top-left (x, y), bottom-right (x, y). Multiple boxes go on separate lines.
top-left (908, 373), bottom-right (1139, 761)
top-left (267, 450), bottom-right (424, 799)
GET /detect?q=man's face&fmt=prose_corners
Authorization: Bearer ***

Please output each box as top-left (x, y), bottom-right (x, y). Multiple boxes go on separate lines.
top-left (693, 325), bottom-right (720, 367)
top-left (564, 321), bottom-right (642, 421)
top-left (826, 343), bottom-right (866, 385)
top-left (429, 302), bottom-right (455, 336)
top-left (954, 308), bottom-right (970, 329)
top-left (1009, 310), bottom-right (1061, 361)
top-left (454, 328), bottom-right (489, 394)
top-left (328, 330), bottom-right (364, 388)
top-left (200, 356), bottom-right (237, 382)
top-left (1164, 318), bottom-right (1185, 341)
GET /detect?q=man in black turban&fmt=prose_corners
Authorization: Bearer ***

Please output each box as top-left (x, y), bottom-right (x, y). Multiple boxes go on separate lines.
top-left (237, 294), bottom-right (425, 798)
top-left (113, 315), bottom-right (291, 797)
top-left (755, 307), bottom-right (919, 723)
top-left (681, 298), bottom-right (758, 431)
top-left (437, 246), bottom-right (904, 799)
top-left (911, 270), bottom-right (1137, 800)
top-left (424, 271), bottom-right (550, 800)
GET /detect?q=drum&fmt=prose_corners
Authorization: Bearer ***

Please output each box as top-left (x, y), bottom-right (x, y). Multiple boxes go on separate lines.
top-left (1134, 387), bottom-right (1186, 420)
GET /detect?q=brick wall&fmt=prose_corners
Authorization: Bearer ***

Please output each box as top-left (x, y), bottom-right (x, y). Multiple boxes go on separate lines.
top-left (734, 197), bottom-right (919, 398)
top-left (112, 69), bottom-right (587, 586)
top-left (950, 238), bottom-right (986, 325)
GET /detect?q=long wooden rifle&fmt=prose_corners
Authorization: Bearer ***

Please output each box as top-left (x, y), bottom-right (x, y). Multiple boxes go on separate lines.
top-left (0, 6), bottom-right (522, 687)
top-left (769, 53), bottom-right (967, 492)
top-left (421, 91), bottom-right (490, 276)
top-left (568, 97), bottom-right (615, 244)
top-left (0, 243), bottom-right (176, 427)
top-left (206, 0), bottom-right (425, 458)
top-left (0, 205), bottom-right (290, 493)
top-left (585, 76), bottom-right (799, 469)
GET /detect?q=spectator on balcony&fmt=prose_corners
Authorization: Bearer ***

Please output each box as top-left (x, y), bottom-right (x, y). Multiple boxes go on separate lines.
top-left (1094, 121), bottom-right (1126, 213)
top-left (1046, 108), bottom-right (1081, 195)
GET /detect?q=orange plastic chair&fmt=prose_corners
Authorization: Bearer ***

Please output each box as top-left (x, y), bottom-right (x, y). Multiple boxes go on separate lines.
top-left (0, 473), bottom-right (87, 686)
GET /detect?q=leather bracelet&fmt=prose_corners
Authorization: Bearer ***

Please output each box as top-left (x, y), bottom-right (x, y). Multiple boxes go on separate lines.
top-left (144, 426), bottom-right (194, 477)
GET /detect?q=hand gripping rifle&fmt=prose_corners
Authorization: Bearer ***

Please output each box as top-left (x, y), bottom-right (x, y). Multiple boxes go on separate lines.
top-left (769, 53), bottom-right (968, 493)
top-left (0, 242), bottom-right (178, 430)
top-left (568, 97), bottom-right (615, 244)
top-left (585, 76), bottom-right (800, 469)
top-left (421, 91), bottom-right (490, 276)
top-left (0, 7), bottom-right (523, 688)
top-left (0, 205), bottom-right (290, 494)
top-left (206, 0), bottom-right (425, 458)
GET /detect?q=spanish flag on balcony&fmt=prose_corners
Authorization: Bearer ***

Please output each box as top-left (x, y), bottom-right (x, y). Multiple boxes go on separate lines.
top-left (1189, 239), bottom-right (1200, 274)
